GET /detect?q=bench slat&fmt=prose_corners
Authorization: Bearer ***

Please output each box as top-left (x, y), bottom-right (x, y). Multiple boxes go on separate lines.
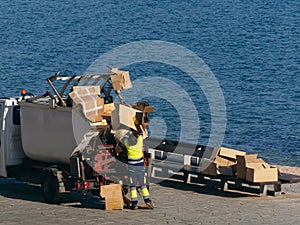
top-left (279, 173), bottom-right (300, 183)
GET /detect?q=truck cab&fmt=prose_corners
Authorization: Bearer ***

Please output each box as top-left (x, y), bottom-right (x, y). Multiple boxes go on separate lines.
top-left (0, 97), bottom-right (26, 177)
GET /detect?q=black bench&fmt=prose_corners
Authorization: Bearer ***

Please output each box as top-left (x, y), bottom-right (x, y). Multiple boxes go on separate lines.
top-left (148, 149), bottom-right (300, 197)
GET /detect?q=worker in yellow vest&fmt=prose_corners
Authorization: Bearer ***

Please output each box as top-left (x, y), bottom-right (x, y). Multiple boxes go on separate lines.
top-left (124, 132), bottom-right (154, 210)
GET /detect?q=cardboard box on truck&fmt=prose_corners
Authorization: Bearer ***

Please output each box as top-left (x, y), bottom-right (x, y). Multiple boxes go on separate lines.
top-left (69, 86), bottom-right (104, 122)
top-left (111, 103), bottom-right (153, 138)
top-left (110, 68), bottom-right (132, 91)
top-left (111, 104), bottom-right (142, 131)
top-left (103, 103), bottom-right (116, 115)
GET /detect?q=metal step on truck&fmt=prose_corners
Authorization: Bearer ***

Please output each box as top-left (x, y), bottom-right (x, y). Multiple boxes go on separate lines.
top-left (0, 67), bottom-right (153, 205)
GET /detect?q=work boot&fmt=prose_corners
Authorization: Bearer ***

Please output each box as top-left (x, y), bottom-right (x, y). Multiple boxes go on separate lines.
top-left (145, 200), bottom-right (154, 209)
top-left (131, 204), bottom-right (138, 210)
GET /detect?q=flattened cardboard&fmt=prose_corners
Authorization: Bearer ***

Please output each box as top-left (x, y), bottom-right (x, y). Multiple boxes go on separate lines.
top-left (84, 97), bottom-right (104, 122)
top-left (69, 86), bottom-right (104, 122)
top-left (219, 147), bottom-right (246, 159)
top-left (72, 85), bottom-right (100, 94)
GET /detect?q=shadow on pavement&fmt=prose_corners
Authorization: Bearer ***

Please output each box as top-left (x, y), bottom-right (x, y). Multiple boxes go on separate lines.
top-left (151, 176), bottom-right (258, 198)
top-left (0, 178), bottom-right (106, 210)
top-left (0, 174), bottom-right (260, 210)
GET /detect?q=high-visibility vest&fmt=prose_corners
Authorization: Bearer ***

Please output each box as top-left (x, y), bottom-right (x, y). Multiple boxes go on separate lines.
top-left (124, 136), bottom-right (144, 165)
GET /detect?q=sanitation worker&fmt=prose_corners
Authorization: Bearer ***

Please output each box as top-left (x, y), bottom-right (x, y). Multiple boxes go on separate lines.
top-left (124, 131), bottom-right (154, 210)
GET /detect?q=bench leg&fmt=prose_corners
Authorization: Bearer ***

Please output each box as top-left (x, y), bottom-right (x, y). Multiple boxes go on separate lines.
top-left (183, 172), bottom-right (190, 184)
top-left (151, 167), bottom-right (162, 178)
top-left (259, 184), bottom-right (267, 196)
top-left (221, 179), bottom-right (228, 191)
top-left (273, 184), bottom-right (282, 197)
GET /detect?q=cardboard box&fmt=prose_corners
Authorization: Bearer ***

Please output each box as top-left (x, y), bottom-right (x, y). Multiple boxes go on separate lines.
top-left (246, 167), bottom-right (278, 183)
top-left (219, 147), bottom-right (246, 160)
top-left (201, 158), bottom-right (216, 176)
top-left (215, 155), bottom-right (236, 166)
top-left (72, 85), bottom-right (100, 94)
top-left (236, 154), bottom-right (258, 179)
top-left (201, 163), bottom-right (233, 177)
top-left (110, 68), bottom-right (132, 91)
top-left (111, 104), bottom-right (142, 131)
top-left (100, 184), bottom-right (124, 210)
top-left (83, 96), bottom-right (104, 122)
top-left (237, 154), bottom-right (258, 164)
top-left (103, 103), bottom-right (116, 115)
top-left (247, 159), bottom-right (271, 169)
top-left (69, 86), bottom-right (104, 122)
top-left (201, 156), bottom-right (236, 176)
top-left (111, 103), bottom-right (153, 139)
top-left (237, 154), bottom-right (273, 180)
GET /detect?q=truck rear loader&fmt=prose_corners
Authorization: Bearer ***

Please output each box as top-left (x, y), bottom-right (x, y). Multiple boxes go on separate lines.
top-left (0, 68), bottom-right (152, 204)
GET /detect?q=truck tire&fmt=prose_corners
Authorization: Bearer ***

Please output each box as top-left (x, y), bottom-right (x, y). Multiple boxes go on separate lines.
top-left (42, 173), bottom-right (61, 204)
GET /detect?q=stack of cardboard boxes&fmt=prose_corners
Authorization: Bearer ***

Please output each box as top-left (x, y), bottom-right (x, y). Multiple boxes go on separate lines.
top-left (201, 147), bottom-right (245, 177)
top-left (201, 147), bottom-right (278, 183)
top-left (68, 68), bottom-right (154, 137)
top-left (236, 154), bottom-right (278, 182)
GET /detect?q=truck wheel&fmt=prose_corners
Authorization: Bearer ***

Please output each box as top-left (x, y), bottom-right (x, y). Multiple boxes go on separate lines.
top-left (42, 173), bottom-right (61, 204)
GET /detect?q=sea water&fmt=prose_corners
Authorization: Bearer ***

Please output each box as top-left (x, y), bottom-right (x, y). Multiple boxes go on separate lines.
top-left (0, 0), bottom-right (299, 166)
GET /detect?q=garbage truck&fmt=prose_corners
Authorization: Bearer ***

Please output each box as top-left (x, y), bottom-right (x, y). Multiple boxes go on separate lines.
top-left (0, 67), bottom-right (153, 204)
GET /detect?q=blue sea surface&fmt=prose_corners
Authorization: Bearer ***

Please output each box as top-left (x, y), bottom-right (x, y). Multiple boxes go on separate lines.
top-left (0, 0), bottom-right (299, 165)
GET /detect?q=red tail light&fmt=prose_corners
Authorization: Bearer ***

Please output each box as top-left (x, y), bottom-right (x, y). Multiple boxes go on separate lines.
top-left (77, 181), bottom-right (82, 190)
top-left (84, 181), bottom-right (91, 189)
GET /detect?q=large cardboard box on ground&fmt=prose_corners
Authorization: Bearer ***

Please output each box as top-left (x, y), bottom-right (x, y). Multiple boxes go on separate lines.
top-left (69, 86), bottom-right (104, 122)
top-left (201, 156), bottom-right (236, 176)
top-left (237, 154), bottom-right (278, 182)
top-left (246, 166), bottom-right (278, 183)
top-left (100, 184), bottom-right (124, 210)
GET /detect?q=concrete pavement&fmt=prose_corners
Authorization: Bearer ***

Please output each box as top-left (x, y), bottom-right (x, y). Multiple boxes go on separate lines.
top-left (0, 178), bottom-right (300, 225)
